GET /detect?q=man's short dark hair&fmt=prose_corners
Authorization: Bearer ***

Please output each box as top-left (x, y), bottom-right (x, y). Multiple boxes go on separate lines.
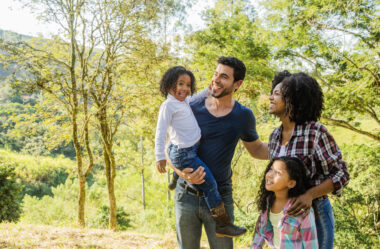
top-left (272, 72), bottom-right (324, 124)
top-left (217, 56), bottom-right (246, 82)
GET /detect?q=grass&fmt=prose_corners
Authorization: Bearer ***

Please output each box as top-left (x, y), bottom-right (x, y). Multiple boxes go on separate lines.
top-left (0, 222), bottom-right (254, 249)
top-left (0, 223), bottom-right (180, 249)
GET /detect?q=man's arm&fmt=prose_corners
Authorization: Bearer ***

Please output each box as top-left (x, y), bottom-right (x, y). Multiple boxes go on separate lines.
top-left (242, 139), bottom-right (269, 160)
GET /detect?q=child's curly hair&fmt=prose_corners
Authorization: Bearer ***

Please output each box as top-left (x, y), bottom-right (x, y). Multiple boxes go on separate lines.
top-left (159, 66), bottom-right (196, 98)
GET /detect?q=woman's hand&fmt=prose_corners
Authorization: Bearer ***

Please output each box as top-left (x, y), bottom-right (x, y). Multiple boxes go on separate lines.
top-left (286, 191), bottom-right (313, 217)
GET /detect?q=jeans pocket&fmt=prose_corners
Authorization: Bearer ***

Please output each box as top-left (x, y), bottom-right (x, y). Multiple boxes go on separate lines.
top-left (317, 199), bottom-right (335, 232)
top-left (175, 191), bottom-right (184, 202)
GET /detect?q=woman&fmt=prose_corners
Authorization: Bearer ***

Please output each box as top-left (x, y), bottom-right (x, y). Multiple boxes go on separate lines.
top-left (267, 71), bottom-right (350, 249)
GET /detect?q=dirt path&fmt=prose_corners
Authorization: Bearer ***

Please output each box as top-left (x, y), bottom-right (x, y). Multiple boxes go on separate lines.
top-left (0, 223), bottom-right (189, 249)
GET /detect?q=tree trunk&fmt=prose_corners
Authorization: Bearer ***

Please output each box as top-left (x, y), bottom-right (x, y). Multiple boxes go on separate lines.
top-left (140, 136), bottom-right (145, 210)
top-left (72, 108), bottom-right (85, 227)
top-left (98, 106), bottom-right (117, 231)
top-left (68, 5), bottom-right (86, 228)
top-left (103, 149), bottom-right (117, 231)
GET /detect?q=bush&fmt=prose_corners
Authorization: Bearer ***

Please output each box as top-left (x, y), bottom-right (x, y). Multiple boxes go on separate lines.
top-left (0, 163), bottom-right (22, 222)
top-left (20, 178), bottom-right (78, 226)
top-left (333, 144), bottom-right (380, 249)
top-left (94, 205), bottom-right (132, 231)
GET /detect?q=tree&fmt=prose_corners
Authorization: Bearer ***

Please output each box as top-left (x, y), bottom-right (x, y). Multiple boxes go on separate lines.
top-left (262, 0), bottom-right (379, 142)
top-left (1, 0), bottom-right (95, 227)
top-left (74, 0), bottom-right (188, 230)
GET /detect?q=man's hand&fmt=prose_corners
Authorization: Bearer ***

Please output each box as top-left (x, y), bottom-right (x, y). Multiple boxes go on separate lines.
top-left (156, 160), bottom-right (167, 173)
top-left (179, 167), bottom-right (206, 185)
top-left (286, 191), bottom-right (313, 217)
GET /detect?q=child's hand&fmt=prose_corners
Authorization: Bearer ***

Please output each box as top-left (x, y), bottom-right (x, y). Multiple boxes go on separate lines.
top-left (156, 160), bottom-right (167, 173)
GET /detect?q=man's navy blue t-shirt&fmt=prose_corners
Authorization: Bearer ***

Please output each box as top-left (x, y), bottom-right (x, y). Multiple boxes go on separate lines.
top-left (188, 98), bottom-right (259, 187)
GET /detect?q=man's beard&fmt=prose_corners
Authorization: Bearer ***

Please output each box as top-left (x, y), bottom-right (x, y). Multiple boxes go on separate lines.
top-left (211, 85), bottom-right (235, 98)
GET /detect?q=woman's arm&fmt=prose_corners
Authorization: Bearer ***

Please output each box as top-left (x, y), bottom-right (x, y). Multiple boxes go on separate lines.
top-left (314, 127), bottom-right (350, 196)
top-left (287, 125), bottom-right (349, 216)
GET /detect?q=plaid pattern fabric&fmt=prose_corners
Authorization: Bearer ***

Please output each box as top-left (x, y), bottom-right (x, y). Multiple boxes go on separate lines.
top-left (251, 201), bottom-right (319, 249)
top-left (268, 121), bottom-right (350, 199)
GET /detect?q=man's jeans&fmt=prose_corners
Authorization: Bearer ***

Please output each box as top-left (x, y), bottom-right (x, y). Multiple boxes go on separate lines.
top-left (174, 183), bottom-right (234, 249)
top-left (315, 198), bottom-right (335, 249)
top-left (167, 143), bottom-right (222, 209)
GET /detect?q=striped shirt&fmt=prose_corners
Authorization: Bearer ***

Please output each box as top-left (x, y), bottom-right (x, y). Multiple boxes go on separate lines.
top-left (269, 121), bottom-right (349, 199)
top-left (251, 200), bottom-right (318, 249)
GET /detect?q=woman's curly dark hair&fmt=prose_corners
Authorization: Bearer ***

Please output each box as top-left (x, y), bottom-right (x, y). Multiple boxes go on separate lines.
top-left (271, 72), bottom-right (324, 124)
top-left (159, 66), bottom-right (196, 98)
top-left (271, 70), bottom-right (292, 92)
top-left (257, 157), bottom-right (313, 213)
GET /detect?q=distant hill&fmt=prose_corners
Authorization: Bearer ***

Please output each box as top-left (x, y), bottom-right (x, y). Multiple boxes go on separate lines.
top-left (0, 29), bottom-right (33, 42)
top-left (0, 29), bottom-right (34, 79)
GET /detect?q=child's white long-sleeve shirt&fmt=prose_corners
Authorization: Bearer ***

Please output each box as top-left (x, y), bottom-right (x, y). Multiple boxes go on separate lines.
top-left (155, 88), bottom-right (210, 162)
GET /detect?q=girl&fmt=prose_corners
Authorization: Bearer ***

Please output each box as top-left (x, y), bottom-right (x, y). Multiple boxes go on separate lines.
top-left (251, 157), bottom-right (318, 249)
top-left (155, 66), bottom-right (246, 237)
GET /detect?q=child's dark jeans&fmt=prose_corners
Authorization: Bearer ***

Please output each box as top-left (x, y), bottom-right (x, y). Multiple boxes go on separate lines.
top-left (167, 142), bottom-right (221, 209)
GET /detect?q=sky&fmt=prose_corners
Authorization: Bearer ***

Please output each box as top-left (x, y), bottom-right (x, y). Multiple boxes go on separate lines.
top-left (0, 0), bottom-right (58, 37)
top-left (0, 0), bottom-right (211, 37)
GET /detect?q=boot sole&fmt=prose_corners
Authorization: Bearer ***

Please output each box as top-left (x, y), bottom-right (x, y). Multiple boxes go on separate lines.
top-left (215, 230), bottom-right (247, 238)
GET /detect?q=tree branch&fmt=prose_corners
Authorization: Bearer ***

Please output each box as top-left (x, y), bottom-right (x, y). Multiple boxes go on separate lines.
top-left (322, 117), bottom-right (380, 142)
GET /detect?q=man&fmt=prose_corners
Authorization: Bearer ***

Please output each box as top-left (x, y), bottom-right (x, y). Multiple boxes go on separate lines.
top-left (159, 56), bottom-right (268, 249)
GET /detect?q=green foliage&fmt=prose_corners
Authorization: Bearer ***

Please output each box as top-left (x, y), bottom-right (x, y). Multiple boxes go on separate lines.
top-left (0, 149), bottom-right (73, 197)
top-left (333, 144), bottom-right (380, 248)
top-left (21, 179), bottom-right (78, 226)
top-left (0, 102), bottom-right (37, 151)
top-left (94, 205), bottom-right (132, 231)
top-left (186, 0), bottom-right (273, 104)
top-left (0, 163), bottom-right (22, 222)
top-left (0, 92), bottom-right (76, 158)
top-left (262, 0), bottom-right (380, 141)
